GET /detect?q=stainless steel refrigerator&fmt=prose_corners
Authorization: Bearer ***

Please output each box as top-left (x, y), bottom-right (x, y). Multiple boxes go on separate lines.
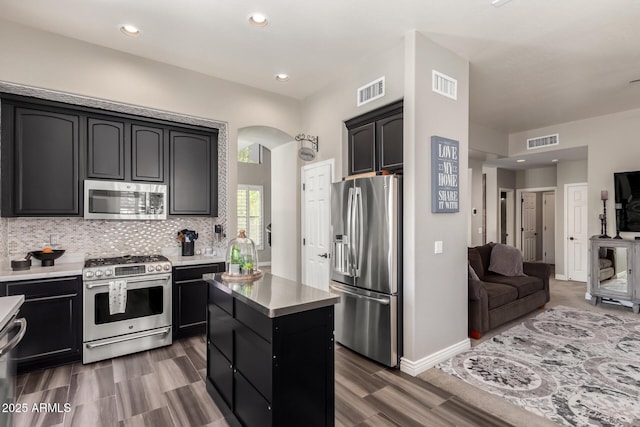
top-left (329, 175), bottom-right (401, 367)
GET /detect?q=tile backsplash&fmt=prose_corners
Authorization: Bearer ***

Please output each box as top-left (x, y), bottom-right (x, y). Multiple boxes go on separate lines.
top-left (3, 217), bottom-right (227, 259)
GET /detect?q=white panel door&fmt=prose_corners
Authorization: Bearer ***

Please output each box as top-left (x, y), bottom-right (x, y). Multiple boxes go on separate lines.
top-left (543, 191), bottom-right (555, 264)
top-left (522, 192), bottom-right (537, 261)
top-left (302, 161), bottom-right (332, 290)
top-left (567, 184), bottom-right (588, 282)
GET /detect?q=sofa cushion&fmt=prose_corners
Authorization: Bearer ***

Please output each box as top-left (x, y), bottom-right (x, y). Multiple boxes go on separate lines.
top-left (599, 258), bottom-right (613, 269)
top-left (489, 243), bottom-right (525, 277)
top-left (468, 263), bottom-right (480, 280)
top-left (483, 274), bottom-right (543, 298)
top-left (468, 248), bottom-right (485, 279)
top-left (475, 243), bottom-right (494, 275)
top-left (599, 267), bottom-right (615, 282)
top-left (483, 282), bottom-right (518, 310)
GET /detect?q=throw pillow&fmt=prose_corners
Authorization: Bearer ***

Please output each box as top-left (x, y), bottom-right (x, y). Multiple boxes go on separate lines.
top-left (488, 243), bottom-right (526, 277)
top-left (468, 263), bottom-right (480, 281)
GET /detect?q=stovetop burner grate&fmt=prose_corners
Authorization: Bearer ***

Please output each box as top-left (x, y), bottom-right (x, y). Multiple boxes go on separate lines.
top-left (84, 254), bottom-right (169, 268)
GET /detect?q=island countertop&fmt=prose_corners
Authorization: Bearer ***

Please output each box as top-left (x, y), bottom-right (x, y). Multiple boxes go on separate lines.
top-left (204, 272), bottom-right (340, 318)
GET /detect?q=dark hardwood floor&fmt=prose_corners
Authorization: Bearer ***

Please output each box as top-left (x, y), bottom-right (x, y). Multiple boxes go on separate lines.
top-left (14, 336), bottom-right (512, 427)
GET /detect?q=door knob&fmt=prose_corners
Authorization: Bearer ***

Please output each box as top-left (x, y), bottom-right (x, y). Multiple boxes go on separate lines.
top-left (569, 237), bottom-right (574, 240)
top-left (318, 253), bottom-right (329, 258)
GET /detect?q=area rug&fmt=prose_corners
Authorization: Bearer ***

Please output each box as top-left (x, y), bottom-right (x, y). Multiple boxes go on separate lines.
top-left (437, 306), bottom-right (640, 426)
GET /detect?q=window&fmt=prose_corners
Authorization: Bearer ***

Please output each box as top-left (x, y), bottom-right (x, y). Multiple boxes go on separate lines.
top-left (237, 184), bottom-right (264, 250)
top-left (238, 143), bottom-right (262, 164)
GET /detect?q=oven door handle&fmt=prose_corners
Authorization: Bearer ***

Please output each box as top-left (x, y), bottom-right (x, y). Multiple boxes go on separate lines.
top-left (85, 276), bottom-right (170, 289)
top-left (85, 327), bottom-right (171, 349)
top-left (0, 317), bottom-right (27, 357)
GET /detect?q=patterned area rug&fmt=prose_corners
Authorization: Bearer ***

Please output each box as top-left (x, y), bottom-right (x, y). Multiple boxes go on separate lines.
top-left (437, 306), bottom-right (640, 426)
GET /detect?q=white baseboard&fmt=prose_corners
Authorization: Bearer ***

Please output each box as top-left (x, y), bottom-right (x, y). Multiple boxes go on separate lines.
top-left (555, 274), bottom-right (567, 281)
top-left (258, 261), bottom-right (271, 267)
top-left (400, 338), bottom-right (470, 377)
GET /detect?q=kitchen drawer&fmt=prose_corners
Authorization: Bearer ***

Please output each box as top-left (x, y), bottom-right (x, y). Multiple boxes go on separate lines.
top-left (6, 276), bottom-right (80, 299)
top-left (208, 304), bottom-right (234, 360)
top-left (235, 300), bottom-right (272, 342)
top-left (210, 283), bottom-right (233, 315)
top-left (235, 322), bottom-right (272, 402)
top-left (174, 263), bottom-right (223, 281)
top-left (208, 343), bottom-right (233, 410)
top-left (234, 370), bottom-right (272, 427)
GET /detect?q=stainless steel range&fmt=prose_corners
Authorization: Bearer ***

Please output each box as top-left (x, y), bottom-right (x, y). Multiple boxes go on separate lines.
top-left (83, 255), bottom-right (172, 364)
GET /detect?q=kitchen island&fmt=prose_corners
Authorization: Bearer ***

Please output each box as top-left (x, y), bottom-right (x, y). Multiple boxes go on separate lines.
top-left (204, 272), bottom-right (339, 427)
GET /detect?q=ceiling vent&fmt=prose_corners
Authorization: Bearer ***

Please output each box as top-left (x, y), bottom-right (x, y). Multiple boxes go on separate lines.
top-left (357, 77), bottom-right (385, 107)
top-left (527, 133), bottom-right (559, 150)
top-left (432, 70), bottom-right (457, 100)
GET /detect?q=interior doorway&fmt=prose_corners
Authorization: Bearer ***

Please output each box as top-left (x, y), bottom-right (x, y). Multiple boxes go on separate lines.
top-left (499, 188), bottom-right (515, 246)
top-left (516, 187), bottom-right (556, 263)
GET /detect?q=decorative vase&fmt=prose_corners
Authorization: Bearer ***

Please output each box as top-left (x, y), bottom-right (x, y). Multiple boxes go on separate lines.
top-left (225, 230), bottom-right (259, 276)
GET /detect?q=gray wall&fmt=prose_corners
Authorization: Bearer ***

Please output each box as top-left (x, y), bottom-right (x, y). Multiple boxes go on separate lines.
top-left (516, 166), bottom-right (557, 189)
top-left (469, 158), bottom-right (484, 246)
top-left (237, 147), bottom-right (272, 263)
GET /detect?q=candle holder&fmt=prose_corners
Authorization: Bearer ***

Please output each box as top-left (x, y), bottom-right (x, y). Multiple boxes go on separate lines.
top-left (599, 197), bottom-right (610, 239)
top-left (614, 203), bottom-right (623, 239)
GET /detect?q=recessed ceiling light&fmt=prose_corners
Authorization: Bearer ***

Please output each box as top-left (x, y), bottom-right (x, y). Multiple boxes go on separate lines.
top-left (120, 24), bottom-right (141, 36)
top-left (551, 159), bottom-right (559, 163)
top-left (516, 159), bottom-right (526, 163)
top-left (249, 13), bottom-right (268, 27)
top-left (275, 73), bottom-right (289, 82)
top-left (491, 0), bottom-right (513, 7)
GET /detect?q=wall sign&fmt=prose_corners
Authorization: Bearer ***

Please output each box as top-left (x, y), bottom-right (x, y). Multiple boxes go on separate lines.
top-left (431, 136), bottom-right (459, 213)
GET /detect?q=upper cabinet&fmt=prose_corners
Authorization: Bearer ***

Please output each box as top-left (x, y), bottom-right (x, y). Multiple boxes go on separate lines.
top-left (1, 105), bottom-right (80, 216)
top-left (86, 118), bottom-right (166, 183)
top-left (1, 94), bottom-right (219, 218)
top-left (345, 100), bottom-right (403, 176)
top-left (87, 117), bottom-right (126, 180)
top-left (169, 130), bottom-right (218, 216)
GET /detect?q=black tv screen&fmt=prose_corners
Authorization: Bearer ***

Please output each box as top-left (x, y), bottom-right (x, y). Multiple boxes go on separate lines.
top-left (614, 171), bottom-right (640, 232)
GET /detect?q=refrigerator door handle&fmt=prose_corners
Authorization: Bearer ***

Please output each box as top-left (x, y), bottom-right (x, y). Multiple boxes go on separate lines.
top-left (347, 187), bottom-right (356, 276)
top-left (355, 186), bottom-right (364, 277)
top-left (329, 284), bottom-right (390, 305)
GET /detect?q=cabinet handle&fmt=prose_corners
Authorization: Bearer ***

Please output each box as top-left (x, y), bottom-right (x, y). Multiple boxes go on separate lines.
top-left (176, 278), bottom-right (205, 285)
top-left (26, 293), bottom-right (78, 303)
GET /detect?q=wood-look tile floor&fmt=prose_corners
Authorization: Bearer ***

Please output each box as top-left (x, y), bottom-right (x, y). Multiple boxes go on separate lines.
top-left (14, 336), bottom-right (511, 427)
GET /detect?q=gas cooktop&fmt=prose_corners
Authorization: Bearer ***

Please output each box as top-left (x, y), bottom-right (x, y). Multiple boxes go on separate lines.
top-left (84, 254), bottom-right (168, 268)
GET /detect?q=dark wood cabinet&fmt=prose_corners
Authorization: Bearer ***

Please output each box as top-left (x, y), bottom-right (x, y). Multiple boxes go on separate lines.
top-left (206, 279), bottom-right (335, 427)
top-left (3, 276), bottom-right (82, 373)
top-left (173, 262), bottom-right (224, 338)
top-left (87, 117), bottom-right (126, 180)
top-left (1, 94), bottom-right (220, 218)
top-left (132, 124), bottom-right (165, 182)
top-left (348, 122), bottom-right (376, 174)
top-left (345, 100), bottom-right (403, 176)
top-left (1, 106), bottom-right (81, 216)
top-left (169, 130), bottom-right (218, 216)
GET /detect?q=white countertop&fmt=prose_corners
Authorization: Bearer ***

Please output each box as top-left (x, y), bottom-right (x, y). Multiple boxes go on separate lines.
top-left (0, 262), bottom-right (84, 283)
top-left (206, 272), bottom-right (340, 318)
top-left (0, 295), bottom-right (25, 331)
top-left (166, 254), bottom-right (225, 267)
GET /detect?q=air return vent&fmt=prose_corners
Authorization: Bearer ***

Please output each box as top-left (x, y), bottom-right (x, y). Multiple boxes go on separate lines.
top-left (527, 133), bottom-right (559, 150)
top-left (357, 77), bottom-right (385, 106)
top-left (432, 70), bottom-right (457, 100)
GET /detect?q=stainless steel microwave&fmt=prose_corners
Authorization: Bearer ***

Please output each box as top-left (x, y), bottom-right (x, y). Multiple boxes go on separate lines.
top-left (84, 180), bottom-right (167, 220)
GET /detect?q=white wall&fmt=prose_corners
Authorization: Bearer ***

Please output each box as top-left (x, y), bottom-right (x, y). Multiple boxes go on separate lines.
top-left (403, 31), bottom-right (469, 371)
top-left (270, 142), bottom-right (302, 281)
top-left (509, 108), bottom-right (640, 239)
top-left (483, 166), bottom-right (498, 244)
top-left (468, 158), bottom-right (484, 246)
top-left (301, 41), bottom-right (405, 178)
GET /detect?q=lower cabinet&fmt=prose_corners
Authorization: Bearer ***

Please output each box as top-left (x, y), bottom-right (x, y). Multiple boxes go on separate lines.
top-left (206, 280), bottom-right (335, 427)
top-left (173, 263), bottom-right (224, 338)
top-left (3, 276), bottom-right (82, 373)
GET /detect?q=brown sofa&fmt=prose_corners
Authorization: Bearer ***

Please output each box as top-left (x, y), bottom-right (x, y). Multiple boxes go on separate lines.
top-left (468, 243), bottom-right (551, 339)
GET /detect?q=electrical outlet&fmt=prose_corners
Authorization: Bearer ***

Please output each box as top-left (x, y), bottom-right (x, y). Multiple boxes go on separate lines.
top-left (50, 234), bottom-right (59, 245)
top-left (434, 241), bottom-right (443, 254)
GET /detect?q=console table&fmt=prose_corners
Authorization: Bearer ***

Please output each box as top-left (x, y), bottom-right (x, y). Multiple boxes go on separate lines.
top-left (589, 237), bottom-right (639, 313)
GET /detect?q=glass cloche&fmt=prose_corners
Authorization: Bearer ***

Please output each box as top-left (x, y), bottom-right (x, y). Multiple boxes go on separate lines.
top-left (225, 230), bottom-right (259, 276)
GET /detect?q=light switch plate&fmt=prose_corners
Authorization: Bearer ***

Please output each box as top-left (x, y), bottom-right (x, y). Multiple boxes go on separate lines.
top-left (434, 241), bottom-right (443, 254)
